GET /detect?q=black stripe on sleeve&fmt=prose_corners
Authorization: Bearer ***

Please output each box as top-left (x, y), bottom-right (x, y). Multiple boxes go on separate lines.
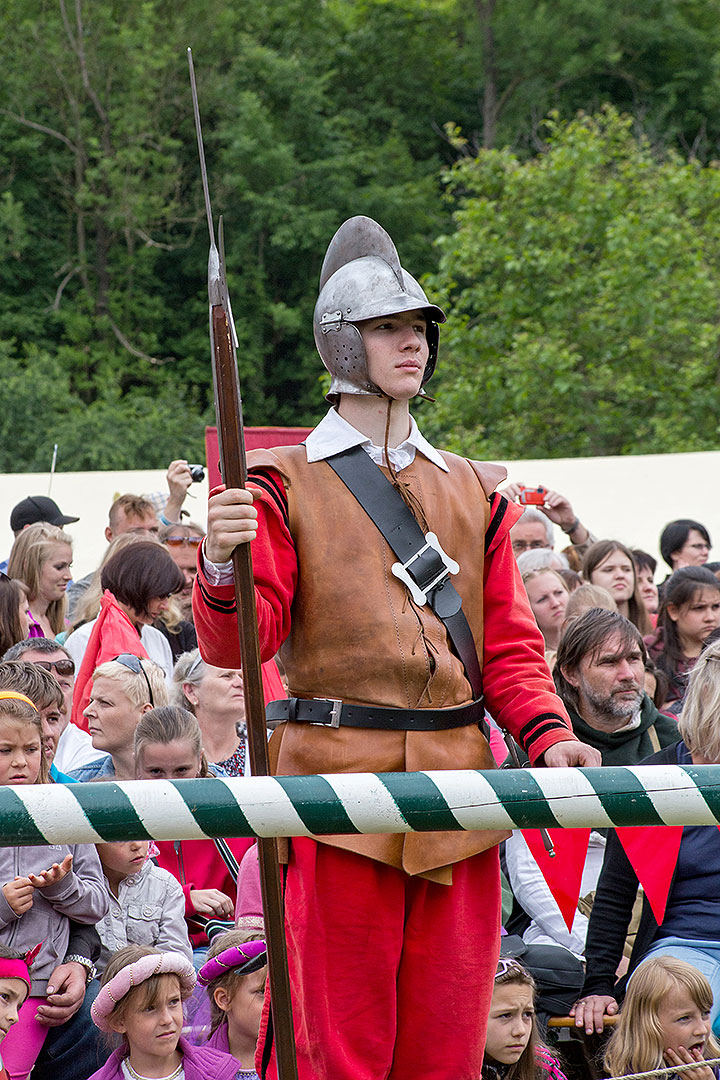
top-left (518, 713), bottom-right (570, 749)
top-left (248, 469), bottom-right (289, 529)
top-left (484, 493), bottom-right (508, 554)
top-left (197, 577), bottom-right (237, 615)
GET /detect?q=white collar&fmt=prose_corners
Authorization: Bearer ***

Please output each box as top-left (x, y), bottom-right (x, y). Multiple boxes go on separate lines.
top-left (305, 407), bottom-right (449, 472)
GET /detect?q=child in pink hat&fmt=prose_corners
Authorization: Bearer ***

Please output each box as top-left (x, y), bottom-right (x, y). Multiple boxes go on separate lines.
top-left (89, 945), bottom-right (238, 1080)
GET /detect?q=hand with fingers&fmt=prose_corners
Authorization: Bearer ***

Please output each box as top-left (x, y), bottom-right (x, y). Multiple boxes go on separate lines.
top-left (205, 488), bottom-right (260, 563)
top-left (570, 994), bottom-right (618, 1035)
top-left (664, 1046), bottom-right (716, 1080)
top-left (35, 962), bottom-right (87, 1027)
top-left (27, 853), bottom-right (73, 889)
top-left (2, 876), bottom-right (34, 916)
top-left (189, 888), bottom-right (235, 919)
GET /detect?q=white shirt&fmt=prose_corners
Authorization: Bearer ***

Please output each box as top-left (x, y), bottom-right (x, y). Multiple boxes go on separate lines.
top-left (64, 619), bottom-right (174, 685)
top-left (54, 721), bottom-right (99, 773)
top-left (204, 407), bottom-right (447, 584)
top-left (504, 829), bottom-right (608, 960)
top-left (305, 406), bottom-right (448, 472)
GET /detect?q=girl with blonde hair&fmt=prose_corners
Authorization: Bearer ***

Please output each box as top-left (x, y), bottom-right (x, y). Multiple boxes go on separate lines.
top-left (7, 524), bottom-right (73, 638)
top-left (134, 705), bottom-right (213, 779)
top-left (605, 957), bottom-right (720, 1079)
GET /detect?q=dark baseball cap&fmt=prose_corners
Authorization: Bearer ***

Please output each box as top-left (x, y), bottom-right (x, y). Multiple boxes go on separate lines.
top-left (10, 496), bottom-right (80, 533)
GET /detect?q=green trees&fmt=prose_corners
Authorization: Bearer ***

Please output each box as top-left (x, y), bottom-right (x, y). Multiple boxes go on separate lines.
top-left (424, 108), bottom-right (720, 458)
top-left (3, 1), bottom-right (720, 467)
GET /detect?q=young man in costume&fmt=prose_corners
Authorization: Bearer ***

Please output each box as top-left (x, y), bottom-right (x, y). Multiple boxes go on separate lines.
top-left (193, 216), bottom-right (600, 1080)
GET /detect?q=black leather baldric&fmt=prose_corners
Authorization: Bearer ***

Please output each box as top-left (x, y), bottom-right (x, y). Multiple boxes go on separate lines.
top-left (326, 444), bottom-right (484, 700)
top-left (267, 696), bottom-right (486, 732)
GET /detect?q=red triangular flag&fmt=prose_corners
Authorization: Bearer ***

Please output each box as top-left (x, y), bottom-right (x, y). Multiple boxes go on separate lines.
top-left (522, 828), bottom-right (591, 932)
top-left (616, 826), bottom-right (683, 925)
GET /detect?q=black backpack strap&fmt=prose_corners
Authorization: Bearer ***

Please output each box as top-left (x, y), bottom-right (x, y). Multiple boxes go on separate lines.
top-left (326, 444), bottom-right (483, 701)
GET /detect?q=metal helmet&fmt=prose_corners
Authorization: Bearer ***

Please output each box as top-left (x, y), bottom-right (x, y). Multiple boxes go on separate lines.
top-left (313, 216), bottom-right (446, 401)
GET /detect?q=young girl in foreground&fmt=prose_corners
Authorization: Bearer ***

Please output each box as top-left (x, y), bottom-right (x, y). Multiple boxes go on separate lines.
top-left (89, 945), bottom-right (239, 1079)
top-left (483, 959), bottom-right (568, 1080)
top-left (197, 930), bottom-right (267, 1079)
top-left (605, 957), bottom-right (720, 1080)
top-left (0, 691), bottom-right (106, 1080)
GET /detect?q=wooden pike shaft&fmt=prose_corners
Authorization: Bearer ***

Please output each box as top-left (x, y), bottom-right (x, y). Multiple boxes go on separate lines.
top-left (188, 46), bottom-right (297, 1079)
top-left (211, 306), bottom-right (298, 1080)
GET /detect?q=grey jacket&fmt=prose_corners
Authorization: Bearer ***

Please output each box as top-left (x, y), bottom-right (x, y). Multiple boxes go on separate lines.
top-left (0, 842), bottom-right (107, 995)
top-left (97, 858), bottom-right (192, 972)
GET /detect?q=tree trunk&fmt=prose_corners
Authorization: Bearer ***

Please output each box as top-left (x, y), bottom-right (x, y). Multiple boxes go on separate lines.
top-left (475, 0), bottom-right (498, 149)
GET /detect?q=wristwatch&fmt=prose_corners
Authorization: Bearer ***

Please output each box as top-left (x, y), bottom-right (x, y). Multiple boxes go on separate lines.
top-left (64, 954), bottom-right (98, 984)
top-left (561, 516), bottom-right (581, 536)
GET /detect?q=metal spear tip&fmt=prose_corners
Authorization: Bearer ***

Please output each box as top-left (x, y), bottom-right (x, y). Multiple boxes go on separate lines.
top-left (208, 246), bottom-right (223, 306)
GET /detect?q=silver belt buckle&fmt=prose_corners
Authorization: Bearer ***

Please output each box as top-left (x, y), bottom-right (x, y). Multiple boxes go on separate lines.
top-left (391, 531), bottom-right (460, 607)
top-left (311, 697), bottom-right (343, 728)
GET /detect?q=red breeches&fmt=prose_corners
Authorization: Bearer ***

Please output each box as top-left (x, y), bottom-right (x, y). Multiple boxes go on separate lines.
top-left (257, 838), bottom-right (501, 1080)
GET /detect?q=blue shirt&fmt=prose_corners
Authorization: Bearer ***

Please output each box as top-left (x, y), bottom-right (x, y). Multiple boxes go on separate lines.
top-left (68, 755), bottom-right (115, 782)
top-left (50, 762), bottom-right (77, 784)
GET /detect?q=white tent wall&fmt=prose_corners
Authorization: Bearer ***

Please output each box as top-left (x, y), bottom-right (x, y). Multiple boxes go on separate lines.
top-left (0, 449), bottom-right (717, 580)
top-left (1, 470), bottom-right (209, 578)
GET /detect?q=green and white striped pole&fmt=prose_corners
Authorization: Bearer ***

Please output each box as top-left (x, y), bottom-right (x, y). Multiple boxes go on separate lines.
top-left (5, 765), bottom-right (720, 845)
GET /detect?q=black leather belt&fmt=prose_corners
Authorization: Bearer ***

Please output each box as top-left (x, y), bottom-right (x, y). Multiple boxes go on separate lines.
top-left (266, 696), bottom-right (488, 734)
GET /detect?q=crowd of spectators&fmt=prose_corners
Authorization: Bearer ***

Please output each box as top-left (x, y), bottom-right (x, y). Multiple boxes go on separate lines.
top-left (0, 465), bottom-right (718, 1079)
top-left (0, 463), bottom-right (265, 1079)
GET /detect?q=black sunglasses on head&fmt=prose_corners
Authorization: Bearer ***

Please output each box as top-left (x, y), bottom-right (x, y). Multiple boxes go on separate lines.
top-left (112, 653), bottom-right (154, 707)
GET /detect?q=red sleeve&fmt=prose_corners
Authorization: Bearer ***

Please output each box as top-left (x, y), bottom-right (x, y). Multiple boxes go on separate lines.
top-left (193, 468), bottom-right (297, 668)
top-left (482, 493), bottom-right (576, 764)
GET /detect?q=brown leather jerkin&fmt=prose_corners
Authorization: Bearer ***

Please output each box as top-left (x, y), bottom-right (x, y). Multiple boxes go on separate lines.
top-left (250, 445), bottom-right (509, 883)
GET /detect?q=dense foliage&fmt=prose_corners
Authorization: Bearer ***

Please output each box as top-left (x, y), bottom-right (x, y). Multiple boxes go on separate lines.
top-left (424, 108), bottom-right (720, 458)
top-left (2, 0), bottom-right (720, 468)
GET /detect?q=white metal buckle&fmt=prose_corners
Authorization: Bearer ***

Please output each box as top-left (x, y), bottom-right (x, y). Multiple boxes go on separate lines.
top-left (311, 697), bottom-right (343, 728)
top-left (391, 532), bottom-right (459, 607)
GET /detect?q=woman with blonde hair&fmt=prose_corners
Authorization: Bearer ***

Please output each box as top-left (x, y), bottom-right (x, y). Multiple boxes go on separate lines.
top-left (7, 524), bottom-right (73, 638)
top-left (522, 569), bottom-right (569, 658)
top-left (605, 957), bottom-right (719, 1079)
top-left (69, 656), bottom-right (168, 781)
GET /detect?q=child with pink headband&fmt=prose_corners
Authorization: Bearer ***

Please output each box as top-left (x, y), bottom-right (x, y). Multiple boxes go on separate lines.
top-left (0, 945), bottom-right (34, 1080)
top-left (196, 931), bottom-right (267, 1079)
top-left (89, 944), bottom-right (238, 1080)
